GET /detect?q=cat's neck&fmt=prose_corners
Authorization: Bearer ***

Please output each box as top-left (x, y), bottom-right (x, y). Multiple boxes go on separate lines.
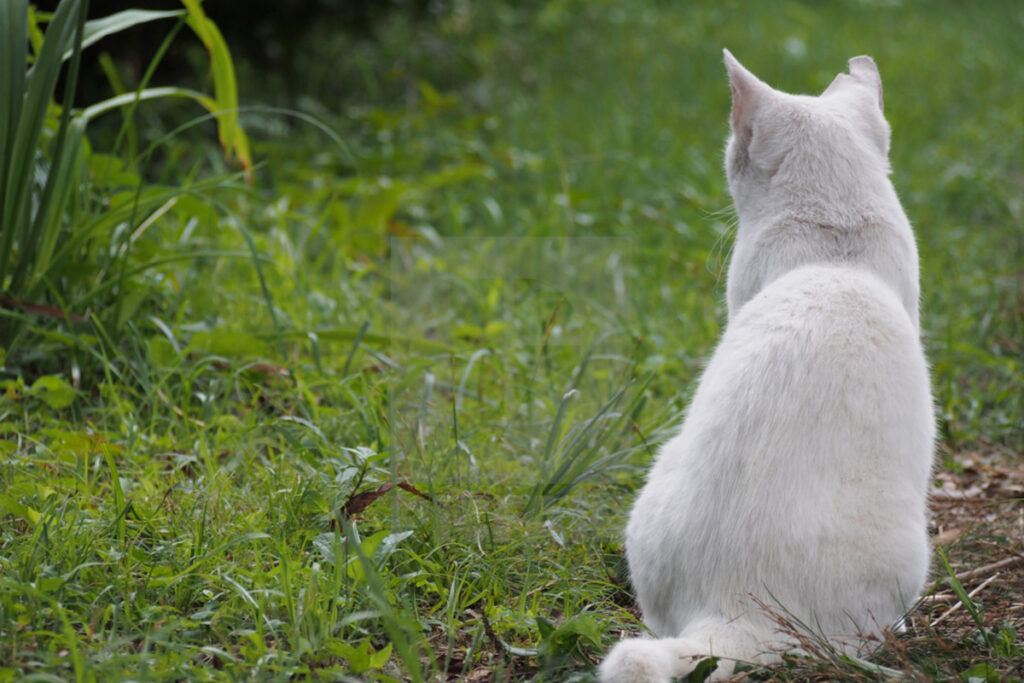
top-left (728, 182), bottom-right (919, 330)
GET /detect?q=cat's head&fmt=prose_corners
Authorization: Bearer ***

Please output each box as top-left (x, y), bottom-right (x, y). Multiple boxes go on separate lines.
top-left (723, 49), bottom-right (892, 222)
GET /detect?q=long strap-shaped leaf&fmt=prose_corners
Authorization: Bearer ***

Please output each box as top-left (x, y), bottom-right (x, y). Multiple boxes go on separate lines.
top-left (68, 9), bottom-right (184, 61)
top-left (0, 0), bottom-right (82, 292)
top-left (0, 1), bottom-right (28, 200)
top-left (0, 0), bottom-right (32, 291)
top-left (181, 0), bottom-right (251, 181)
top-left (12, 0), bottom-right (89, 295)
top-left (22, 118), bottom-right (85, 301)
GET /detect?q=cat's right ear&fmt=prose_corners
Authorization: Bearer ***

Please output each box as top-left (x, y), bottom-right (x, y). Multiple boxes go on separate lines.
top-left (723, 49), bottom-right (770, 132)
top-left (822, 56), bottom-right (884, 113)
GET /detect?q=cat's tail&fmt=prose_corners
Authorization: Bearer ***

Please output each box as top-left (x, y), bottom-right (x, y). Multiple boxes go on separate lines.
top-left (599, 615), bottom-right (781, 682)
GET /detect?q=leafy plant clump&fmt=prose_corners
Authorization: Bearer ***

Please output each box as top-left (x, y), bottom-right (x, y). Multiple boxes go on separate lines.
top-left (0, 0), bottom-right (249, 366)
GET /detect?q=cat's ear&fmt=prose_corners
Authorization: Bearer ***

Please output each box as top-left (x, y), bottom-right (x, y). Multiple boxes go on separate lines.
top-left (823, 55), bottom-right (884, 112)
top-left (848, 56), bottom-right (883, 111)
top-left (723, 48), bottom-right (771, 132)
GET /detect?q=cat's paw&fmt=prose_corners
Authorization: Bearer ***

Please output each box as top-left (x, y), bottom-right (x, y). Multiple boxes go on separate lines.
top-left (599, 638), bottom-right (675, 683)
top-left (599, 637), bottom-right (711, 683)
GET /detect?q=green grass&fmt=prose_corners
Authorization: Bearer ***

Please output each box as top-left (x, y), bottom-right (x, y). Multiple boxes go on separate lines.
top-left (2, 0), bottom-right (1023, 680)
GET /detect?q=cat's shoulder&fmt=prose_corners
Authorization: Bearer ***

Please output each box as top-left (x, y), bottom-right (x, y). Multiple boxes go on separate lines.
top-left (733, 264), bottom-right (916, 340)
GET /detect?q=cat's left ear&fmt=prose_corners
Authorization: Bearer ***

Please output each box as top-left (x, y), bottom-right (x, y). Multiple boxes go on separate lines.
top-left (723, 48), bottom-right (772, 132)
top-left (823, 55), bottom-right (884, 112)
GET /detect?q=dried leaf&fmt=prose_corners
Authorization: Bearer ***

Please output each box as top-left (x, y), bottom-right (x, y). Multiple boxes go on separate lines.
top-left (340, 479), bottom-right (434, 518)
top-left (342, 481), bottom-right (394, 517)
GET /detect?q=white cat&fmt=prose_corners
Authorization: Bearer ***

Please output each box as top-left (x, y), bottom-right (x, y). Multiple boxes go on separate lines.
top-left (600, 51), bottom-right (935, 682)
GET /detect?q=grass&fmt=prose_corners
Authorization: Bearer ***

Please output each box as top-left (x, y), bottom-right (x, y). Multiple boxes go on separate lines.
top-left (1, 0), bottom-right (1023, 680)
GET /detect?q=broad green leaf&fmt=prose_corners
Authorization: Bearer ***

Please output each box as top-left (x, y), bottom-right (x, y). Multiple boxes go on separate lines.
top-left (483, 320), bottom-right (507, 338)
top-left (0, 493), bottom-right (41, 526)
top-left (347, 529), bottom-right (390, 582)
top-left (537, 614), bottom-right (603, 659)
top-left (352, 182), bottom-right (405, 232)
top-left (959, 662), bottom-right (999, 683)
top-left (1, 378), bottom-right (24, 400)
top-left (326, 639), bottom-right (392, 674)
top-left (452, 323), bottom-right (484, 339)
top-left (419, 162), bottom-right (493, 189)
top-left (993, 623), bottom-right (1020, 659)
top-left (690, 656), bottom-right (721, 682)
top-left (147, 336), bottom-right (179, 368)
top-left (326, 642), bottom-right (369, 672)
top-left (344, 529), bottom-right (413, 583)
top-left (87, 153), bottom-right (139, 187)
top-left (29, 374), bottom-right (75, 409)
top-left (188, 329), bottom-right (271, 358)
top-left (376, 530), bottom-right (414, 562)
top-left (42, 427), bottom-right (123, 459)
top-left (312, 532), bottom-right (343, 566)
top-left (368, 642), bottom-right (393, 669)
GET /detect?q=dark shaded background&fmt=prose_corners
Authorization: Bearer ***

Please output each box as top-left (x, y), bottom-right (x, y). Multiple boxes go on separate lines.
top-left (35, 0), bottom-right (444, 104)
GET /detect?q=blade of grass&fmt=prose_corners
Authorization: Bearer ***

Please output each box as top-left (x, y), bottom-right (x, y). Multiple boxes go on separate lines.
top-left (342, 321), bottom-right (371, 376)
top-left (524, 387), bottom-right (578, 516)
top-left (68, 8), bottom-right (184, 60)
top-left (106, 20), bottom-right (184, 167)
top-left (260, 327), bottom-right (452, 354)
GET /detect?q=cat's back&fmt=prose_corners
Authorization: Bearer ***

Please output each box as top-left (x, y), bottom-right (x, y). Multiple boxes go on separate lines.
top-left (651, 262), bottom-right (932, 503)
top-left (698, 262), bottom-right (933, 494)
top-left (630, 263), bottom-right (934, 637)
top-left (719, 263), bottom-right (929, 421)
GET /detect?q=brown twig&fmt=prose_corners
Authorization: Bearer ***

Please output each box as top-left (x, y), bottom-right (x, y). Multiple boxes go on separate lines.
top-left (478, 607), bottom-right (505, 658)
top-left (953, 554), bottom-right (1024, 583)
top-left (0, 295), bottom-right (86, 322)
top-left (919, 592), bottom-right (956, 604)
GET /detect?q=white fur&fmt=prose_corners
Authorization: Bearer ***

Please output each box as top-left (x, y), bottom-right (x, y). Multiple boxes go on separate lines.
top-left (600, 51), bottom-right (934, 682)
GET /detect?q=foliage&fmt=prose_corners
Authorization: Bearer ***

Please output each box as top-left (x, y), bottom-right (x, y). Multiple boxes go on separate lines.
top-left (0, 0), bottom-right (250, 361)
top-left (0, 0), bottom-right (1022, 681)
